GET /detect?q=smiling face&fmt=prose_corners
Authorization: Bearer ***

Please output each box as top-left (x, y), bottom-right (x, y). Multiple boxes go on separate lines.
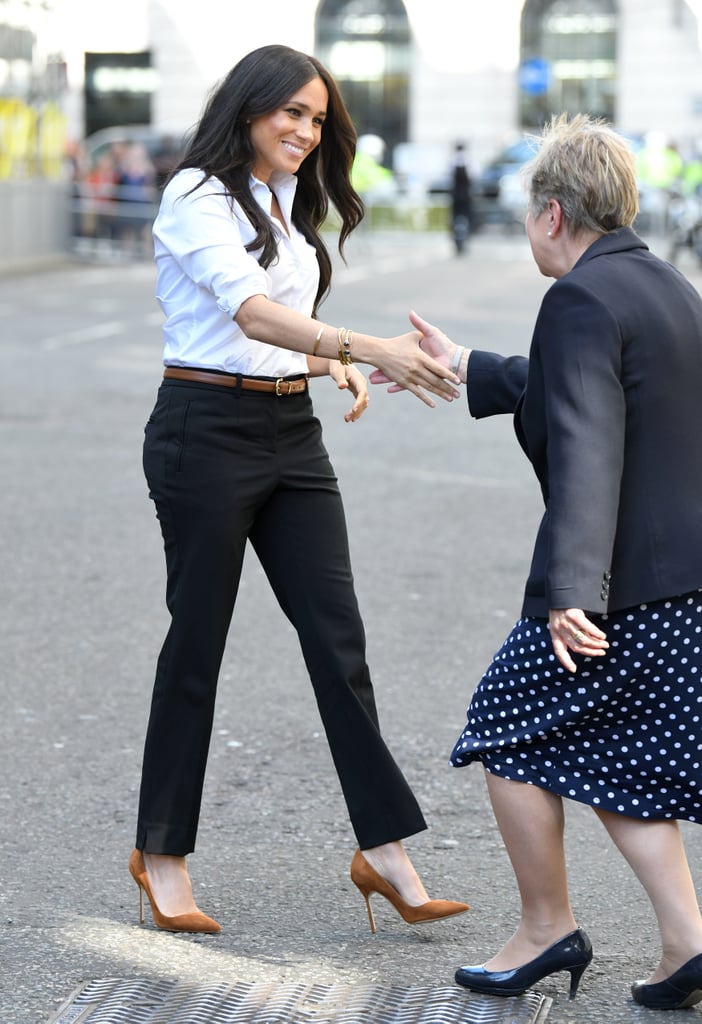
top-left (249, 76), bottom-right (328, 183)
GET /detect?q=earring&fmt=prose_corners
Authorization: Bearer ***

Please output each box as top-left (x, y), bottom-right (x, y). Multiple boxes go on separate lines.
top-left (547, 230), bottom-right (552, 236)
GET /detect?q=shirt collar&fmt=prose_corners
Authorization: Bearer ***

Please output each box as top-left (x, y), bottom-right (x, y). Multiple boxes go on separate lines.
top-left (250, 171), bottom-right (299, 223)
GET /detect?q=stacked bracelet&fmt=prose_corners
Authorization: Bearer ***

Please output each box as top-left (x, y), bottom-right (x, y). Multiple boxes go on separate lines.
top-left (338, 327), bottom-right (354, 365)
top-left (450, 344), bottom-right (465, 375)
top-left (312, 323), bottom-right (325, 357)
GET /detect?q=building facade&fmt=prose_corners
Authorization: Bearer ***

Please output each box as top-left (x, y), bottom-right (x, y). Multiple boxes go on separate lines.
top-left (1, 0), bottom-right (702, 177)
top-left (147, 0), bottom-right (702, 175)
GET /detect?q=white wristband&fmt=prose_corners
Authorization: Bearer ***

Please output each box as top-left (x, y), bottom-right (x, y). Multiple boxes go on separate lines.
top-left (450, 345), bottom-right (465, 375)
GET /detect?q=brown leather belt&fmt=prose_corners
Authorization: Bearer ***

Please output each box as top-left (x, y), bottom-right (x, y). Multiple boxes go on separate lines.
top-left (163, 366), bottom-right (309, 395)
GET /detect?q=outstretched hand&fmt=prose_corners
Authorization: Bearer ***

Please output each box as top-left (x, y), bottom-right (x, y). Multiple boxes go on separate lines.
top-left (369, 310), bottom-right (459, 396)
top-left (410, 309), bottom-right (455, 365)
top-left (365, 325), bottom-right (460, 407)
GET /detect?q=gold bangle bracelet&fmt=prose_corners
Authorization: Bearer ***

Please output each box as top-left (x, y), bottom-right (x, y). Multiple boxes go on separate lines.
top-left (337, 327), bottom-right (353, 365)
top-left (337, 326), bottom-right (348, 365)
top-left (343, 328), bottom-right (353, 364)
top-left (312, 323), bottom-right (325, 357)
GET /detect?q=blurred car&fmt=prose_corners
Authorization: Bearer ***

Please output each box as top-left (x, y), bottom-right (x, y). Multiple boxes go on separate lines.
top-left (426, 136), bottom-right (534, 199)
top-left (476, 136), bottom-right (535, 198)
top-left (424, 136), bottom-right (534, 230)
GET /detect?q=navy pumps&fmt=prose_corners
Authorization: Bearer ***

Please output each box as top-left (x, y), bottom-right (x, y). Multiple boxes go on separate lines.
top-left (455, 928), bottom-right (592, 999)
top-left (631, 953), bottom-right (702, 1009)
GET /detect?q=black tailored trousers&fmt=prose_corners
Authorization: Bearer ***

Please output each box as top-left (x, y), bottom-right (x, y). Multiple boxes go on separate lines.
top-left (136, 377), bottom-right (427, 855)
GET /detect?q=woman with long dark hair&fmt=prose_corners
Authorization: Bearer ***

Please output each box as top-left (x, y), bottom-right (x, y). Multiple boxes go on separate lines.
top-left (128, 44), bottom-right (468, 936)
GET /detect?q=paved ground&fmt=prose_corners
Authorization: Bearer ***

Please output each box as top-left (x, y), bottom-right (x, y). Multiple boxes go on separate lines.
top-left (1, 226), bottom-right (702, 1023)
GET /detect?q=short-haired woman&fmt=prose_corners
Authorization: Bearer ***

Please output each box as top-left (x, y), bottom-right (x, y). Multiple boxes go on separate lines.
top-left (389, 114), bottom-right (702, 1009)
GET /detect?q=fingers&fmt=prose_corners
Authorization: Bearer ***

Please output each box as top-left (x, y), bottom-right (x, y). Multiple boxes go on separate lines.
top-left (548, 608), bottom-right (609, 673)
top-left (552, 629), bottom-right (606, 672)
top-left (409, 308), bottom-right (432, 333)
top-left (369, 369), bottom-right (391, 384)
top-left (565, 619), bottom-right (608, 653)
top-left (369, 366), bottom-right (457, 401)
top-left (346, 395), bottom-right (368, 418)
top-left (413, 355), bottom-right (460, 400)
top-left (403, 328), bottom-right (459, 392)
top-left (427, 359), bottom-right (461, 394)
top-left (343, 389), bottom-right (368, 421)
top-left (568, 633), bottom-right (609, 658)
top-left (426, 378), bottom-right (460, 402)
top-left (344, 383), bottom-right (369, 421)
top-left (401, 375), bottom-right (455, 405)
top-left (370, 329), bottom-right (460, 401)
top-left (407, 386), bottom-right (436, 408)
top-left (552, 638), bottom-right (577, 673)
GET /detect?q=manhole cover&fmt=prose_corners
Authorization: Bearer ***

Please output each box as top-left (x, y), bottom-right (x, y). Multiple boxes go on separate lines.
top-left (46, 978), bottom-right (551, 1024)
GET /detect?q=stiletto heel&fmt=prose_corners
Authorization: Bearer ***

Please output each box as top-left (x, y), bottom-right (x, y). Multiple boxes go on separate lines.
top-left (358, 888), bottom-right (377, 934)
top-left (631, 953), bottom-right (702, 1009)
top-left (350, 849), bottom-right (469, 934)
top-left (567, 960), bottom-right (588, 999)
top-left (128, 849), bottom-right (222, 934)
top-left (455, 928), bottom-right (593, 999)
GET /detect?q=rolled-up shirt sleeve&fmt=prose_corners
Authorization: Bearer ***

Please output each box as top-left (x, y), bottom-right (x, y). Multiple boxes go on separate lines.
top-left (154, 173), bottom-right (270, 318)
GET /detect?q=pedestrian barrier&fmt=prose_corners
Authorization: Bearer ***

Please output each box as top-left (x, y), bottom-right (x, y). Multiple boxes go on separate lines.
top-left (68, 181), bottom-right (160, 260)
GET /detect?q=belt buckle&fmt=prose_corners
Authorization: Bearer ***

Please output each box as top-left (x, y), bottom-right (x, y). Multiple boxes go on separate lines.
top-left (275, 377), bottom-right (290, 396)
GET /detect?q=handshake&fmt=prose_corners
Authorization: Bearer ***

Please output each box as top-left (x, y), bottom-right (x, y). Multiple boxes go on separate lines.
top-left (368, 309), bottom-right (469, 403)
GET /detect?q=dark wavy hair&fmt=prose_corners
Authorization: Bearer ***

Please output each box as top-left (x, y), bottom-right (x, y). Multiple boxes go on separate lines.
top-left (171, 44), bottom-right (364, 315)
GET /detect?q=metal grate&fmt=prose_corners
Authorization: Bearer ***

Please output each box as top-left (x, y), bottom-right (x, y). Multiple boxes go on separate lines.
top-left (45, 978), bottom-right (551, 1024)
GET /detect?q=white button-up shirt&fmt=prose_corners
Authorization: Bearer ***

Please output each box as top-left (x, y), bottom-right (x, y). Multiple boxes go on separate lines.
top-left (153, 167), bottom-right (317, 376)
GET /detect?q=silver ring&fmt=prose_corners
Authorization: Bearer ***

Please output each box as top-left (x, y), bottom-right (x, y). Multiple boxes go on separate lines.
top-left (572, 630), bottom-right (585, 643)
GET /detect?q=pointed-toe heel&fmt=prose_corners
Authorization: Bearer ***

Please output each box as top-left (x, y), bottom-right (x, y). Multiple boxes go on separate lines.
top-left (128, 849), bottom-right (221, 934)
top-left (455, 928), bottom-right (592, 999)
top-left (349, 849), bottom-right (469, 934)
top-left (632, 953), bottom-right (702, 1009)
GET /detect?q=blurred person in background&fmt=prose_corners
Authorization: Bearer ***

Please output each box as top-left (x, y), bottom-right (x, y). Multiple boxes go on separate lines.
top-left (448, 141), bottom-right (473, 254)
top-left (80, 149), bottom-right (117, 249)
top-left (636, 131), bottom-right (684, 236)
top-left (113, 141), bottom-right (156, 257)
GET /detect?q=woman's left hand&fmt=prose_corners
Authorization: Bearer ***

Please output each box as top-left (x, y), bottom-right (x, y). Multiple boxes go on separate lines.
top-left (549, 608), bottom-right (609, 672)
top-left (329, 361), bottom-right (369, 422)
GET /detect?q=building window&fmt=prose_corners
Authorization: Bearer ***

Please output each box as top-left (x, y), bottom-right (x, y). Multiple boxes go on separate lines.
top-left (315, 0), bottom-right (410, 163)
top-left (519, 0), bottom-right (617, 128)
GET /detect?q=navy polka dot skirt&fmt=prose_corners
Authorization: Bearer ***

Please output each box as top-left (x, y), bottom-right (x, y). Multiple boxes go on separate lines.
top-left (449, 591), bottom-right (702, 822)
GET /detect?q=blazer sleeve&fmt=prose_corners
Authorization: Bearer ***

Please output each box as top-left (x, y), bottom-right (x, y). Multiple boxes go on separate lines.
top-left (534, 279), bottom-right (626, 611)
top-left (466, 350), bottom-right (529, 418)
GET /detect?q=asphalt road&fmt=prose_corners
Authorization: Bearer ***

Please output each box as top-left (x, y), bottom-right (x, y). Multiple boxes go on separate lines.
top-left (2, 227), bottom-right (702, 1024)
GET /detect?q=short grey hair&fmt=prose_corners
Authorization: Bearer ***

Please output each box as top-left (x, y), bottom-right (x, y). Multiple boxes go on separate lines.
top-left (523, 113), bottom-right (639, 235)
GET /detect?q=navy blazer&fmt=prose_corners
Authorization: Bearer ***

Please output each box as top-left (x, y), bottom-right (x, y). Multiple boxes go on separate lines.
top-left (467, 227), bottom-right (702, 617)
